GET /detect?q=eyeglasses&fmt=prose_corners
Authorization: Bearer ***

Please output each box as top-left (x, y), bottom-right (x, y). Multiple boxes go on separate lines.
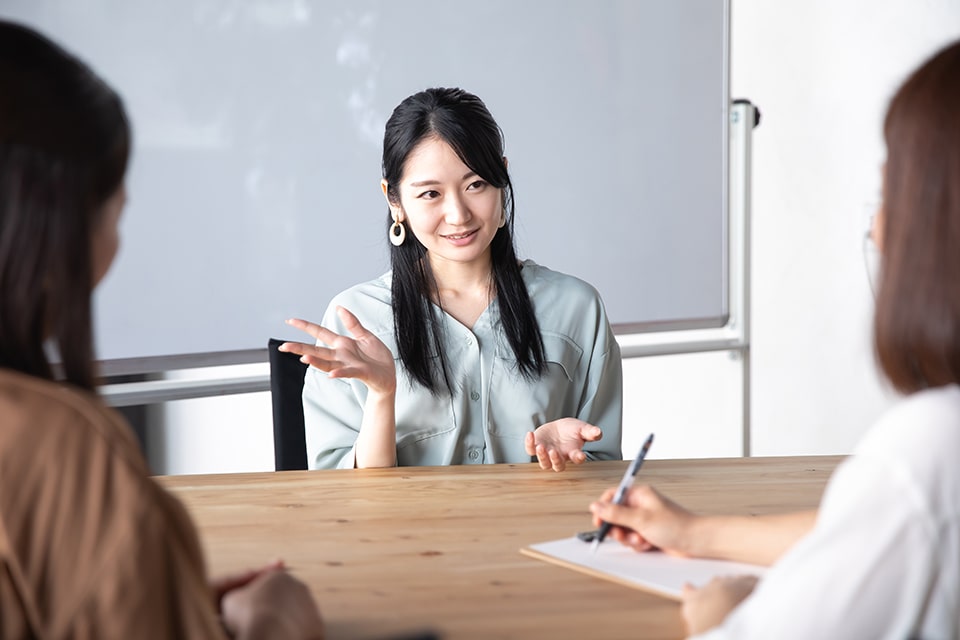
top-left (862, 212), bottom-right (881, 298)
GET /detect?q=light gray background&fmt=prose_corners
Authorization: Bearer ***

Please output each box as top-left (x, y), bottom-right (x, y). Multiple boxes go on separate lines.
top-left (4, 0), bottom-right (728, 370)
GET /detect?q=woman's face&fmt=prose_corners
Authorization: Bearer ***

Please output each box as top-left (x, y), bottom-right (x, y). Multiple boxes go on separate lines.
top-left (383, 136), bottom-right (503, 272)
top-left (91, 183), bottom-right (126, 288)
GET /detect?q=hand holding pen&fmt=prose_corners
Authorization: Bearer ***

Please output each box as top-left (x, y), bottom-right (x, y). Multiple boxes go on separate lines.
top-left (590, 433), bottom-right (655, 553)
top-left (589, 447), bottom-right (701, 556)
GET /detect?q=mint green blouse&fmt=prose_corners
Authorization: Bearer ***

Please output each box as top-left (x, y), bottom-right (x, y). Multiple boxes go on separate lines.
top-left (302, 260), bottom-right (623, 469)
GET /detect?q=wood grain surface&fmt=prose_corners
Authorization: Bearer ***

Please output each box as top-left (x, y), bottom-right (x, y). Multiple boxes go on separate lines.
top-left (159, 456), bottom-right (842, 640)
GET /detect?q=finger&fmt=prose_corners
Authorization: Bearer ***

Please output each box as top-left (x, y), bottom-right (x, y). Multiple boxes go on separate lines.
top-left (535, 444), bottom-right (551, 470)
top-left (569, 449), bottom-right (587, 465)
top-left (276, 340), bottom-right (314, 354)
top-left (548, 448), bottom-right (565, 472)
top-left (279, 341), bottom-right (324, 360)
top-left (588, 493), bottom-right (617, 517)
top-left (621, 484), bottom-right (656, 508)
top-left (285, 317), bottom-right (326, 338)
top-left (210, 567), bottom-right (261, 597)
top-left (579, 425), bottom-right (603, 442)
top-left (210, 559), bottom-right (285, 598)
top-left (626, 531), bottom-right (654, 552)
top-left (590, 501), bottom-right (631, 528)
top-left (285, 318), bottom-right (345, 347)
top-left (299, 354), bottom-right (343, 373)
top-left (336, 306), bottom-right (371, 340)
top-left (681, 582), bottom-right (699, 598)
top-left (524, 431), bottom-right (536, 456)
top-left (282, 340), bottom-right (338, 361)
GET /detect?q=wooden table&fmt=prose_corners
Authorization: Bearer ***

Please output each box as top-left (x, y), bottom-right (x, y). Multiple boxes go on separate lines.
top-left (159, 456), bottom-right (842, 640)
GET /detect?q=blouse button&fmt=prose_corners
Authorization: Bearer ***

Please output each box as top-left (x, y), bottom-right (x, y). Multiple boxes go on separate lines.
top-left (470, 390), bottom-right (480, 401)
top-left (469, 449), bottom-right (481, 460)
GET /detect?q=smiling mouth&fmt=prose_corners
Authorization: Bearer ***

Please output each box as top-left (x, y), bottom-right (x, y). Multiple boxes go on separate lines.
top-left (442, 229), bottom-right (478, 240)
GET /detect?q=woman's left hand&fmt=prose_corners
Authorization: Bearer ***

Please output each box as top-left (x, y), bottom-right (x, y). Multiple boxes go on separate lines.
top-left (681, 575), bottom-right (758, 636)
top-left (525, 418), bottom-right (603, 472)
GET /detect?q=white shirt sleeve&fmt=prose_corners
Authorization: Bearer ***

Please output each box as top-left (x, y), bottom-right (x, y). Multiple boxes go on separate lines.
top-left (692, 451), bottom-right (943, 639)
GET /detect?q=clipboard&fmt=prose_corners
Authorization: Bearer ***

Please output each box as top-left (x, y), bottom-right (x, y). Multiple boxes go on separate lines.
top-left (521, 536), bottom-right (766, 601)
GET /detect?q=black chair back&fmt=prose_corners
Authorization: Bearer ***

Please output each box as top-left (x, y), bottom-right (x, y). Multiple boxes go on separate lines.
top-left (267, 338), bottom-right (309, 471)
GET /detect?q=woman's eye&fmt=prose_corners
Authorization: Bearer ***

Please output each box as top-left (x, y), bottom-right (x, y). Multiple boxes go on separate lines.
top-left (418, 190), bottom-right (440, 199)
top-left (467, 180), bottom-right (487, 191)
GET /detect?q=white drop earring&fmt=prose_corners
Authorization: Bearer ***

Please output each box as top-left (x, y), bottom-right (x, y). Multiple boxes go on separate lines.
top-left (389, 212), bottom-right (406, 246)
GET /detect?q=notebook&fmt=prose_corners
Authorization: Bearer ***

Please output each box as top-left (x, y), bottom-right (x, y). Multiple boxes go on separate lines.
top-left (521, 536), bottom-right (766, 601)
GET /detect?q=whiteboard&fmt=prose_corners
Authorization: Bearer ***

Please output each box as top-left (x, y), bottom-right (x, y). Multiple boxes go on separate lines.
top-left (3, 0), bottom-right (729, 374)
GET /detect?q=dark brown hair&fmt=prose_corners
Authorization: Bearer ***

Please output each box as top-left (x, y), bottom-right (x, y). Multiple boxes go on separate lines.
top-left (0, 21), bottom-right (130, 391)
top-left (874, 39), bottom-right (960, 393)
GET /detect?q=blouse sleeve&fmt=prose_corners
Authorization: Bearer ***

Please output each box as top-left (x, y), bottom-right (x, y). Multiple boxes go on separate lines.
top-left (303, 366), bottom-right (364, 469)
top-left (17, 405), bottom-right (226, 639)
top-left (76, 484), bottom-right (227, 639)
top-left (301, 300), bottom-right (369, 470)
top-left (577, 306), bottom-right (623, 461)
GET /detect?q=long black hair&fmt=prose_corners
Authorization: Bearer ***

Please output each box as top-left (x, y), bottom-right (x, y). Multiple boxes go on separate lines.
top-left (0, 21), bottom-right (130, 391)
top-left (382, 87), bottom-right (545, 394)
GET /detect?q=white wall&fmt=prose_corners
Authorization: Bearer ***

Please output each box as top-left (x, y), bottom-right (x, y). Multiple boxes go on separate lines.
top-left (733, 0), bottom-right (960, 455)
top-left (148, 364), bottom-right (274, 475)
top-left (147, 1), bottom-right (960, 475)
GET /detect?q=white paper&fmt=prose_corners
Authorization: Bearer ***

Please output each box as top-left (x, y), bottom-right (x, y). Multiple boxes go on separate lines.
top-left (523, 536), bottom-right (766, 600)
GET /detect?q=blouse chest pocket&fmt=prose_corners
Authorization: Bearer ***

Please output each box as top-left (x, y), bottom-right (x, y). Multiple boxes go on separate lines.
top-left (538, 332), bottom-right (583, 382)
top-left (488, 332), bottom-right (584, 436)
top-left (377, 331), bottom-right (456, 446)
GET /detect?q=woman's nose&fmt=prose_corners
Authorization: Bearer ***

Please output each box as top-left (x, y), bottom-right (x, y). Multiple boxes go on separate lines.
top-left (444, 193), bottom-right (471, 225)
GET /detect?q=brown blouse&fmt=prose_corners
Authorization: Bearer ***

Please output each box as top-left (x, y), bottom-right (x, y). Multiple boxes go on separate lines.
top-left (0, 368), bottom-right (225, 639)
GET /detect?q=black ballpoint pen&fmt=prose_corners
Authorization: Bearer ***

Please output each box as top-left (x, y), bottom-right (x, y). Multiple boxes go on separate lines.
top-left (590, 432), bottom-right (655, 554)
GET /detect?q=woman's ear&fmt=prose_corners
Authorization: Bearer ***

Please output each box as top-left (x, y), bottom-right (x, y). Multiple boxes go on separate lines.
top-left (502, 156), bottom-right (509, 170)
top-left (381, 179), bottom-right (402, 221)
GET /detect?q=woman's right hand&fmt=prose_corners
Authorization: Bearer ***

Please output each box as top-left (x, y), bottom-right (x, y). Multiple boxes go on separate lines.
top-left (681, 575), bottom-right (758, 636)
top-left (589, 485), bottom-right (698, 556)
top-left (280, 307), bottom-right (396, 395)
top-left (220, 566), bottom-right (324, 639)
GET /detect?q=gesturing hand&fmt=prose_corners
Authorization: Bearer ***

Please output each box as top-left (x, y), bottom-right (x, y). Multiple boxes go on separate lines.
top-left (525, 418), bottom-right (603, 472)
top-left (280, 307), bottom-right (396, 395)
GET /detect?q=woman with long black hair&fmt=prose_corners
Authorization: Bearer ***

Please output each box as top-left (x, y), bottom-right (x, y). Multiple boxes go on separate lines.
top-left (282, 87), bottom-right (623, 470)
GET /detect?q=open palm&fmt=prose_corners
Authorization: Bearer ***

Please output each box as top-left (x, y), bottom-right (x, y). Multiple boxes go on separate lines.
top-left (280, 306), bottom-right (396, 395)
top-left (525, 418), bottom-right (603, 472)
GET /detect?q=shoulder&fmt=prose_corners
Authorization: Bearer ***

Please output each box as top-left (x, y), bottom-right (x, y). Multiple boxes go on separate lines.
top-left (519, 260), bottom-right (614, 341)
top-left (0, 370), bottom-right (179, 532)
top-left (851, 384), bottom-right (960, 509)
top-left (857, 385), bottom-right (960, 458)
top-left (0, 369), bottom-right (146, 474)
top-left (0, 370), bottom-right (212, 633)
top-left (326, 272), bottom-right (394, 334)
top-left (329, 271), bottom-right (392, 308)
top-left (520, 260), bottom-right (606, 308)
